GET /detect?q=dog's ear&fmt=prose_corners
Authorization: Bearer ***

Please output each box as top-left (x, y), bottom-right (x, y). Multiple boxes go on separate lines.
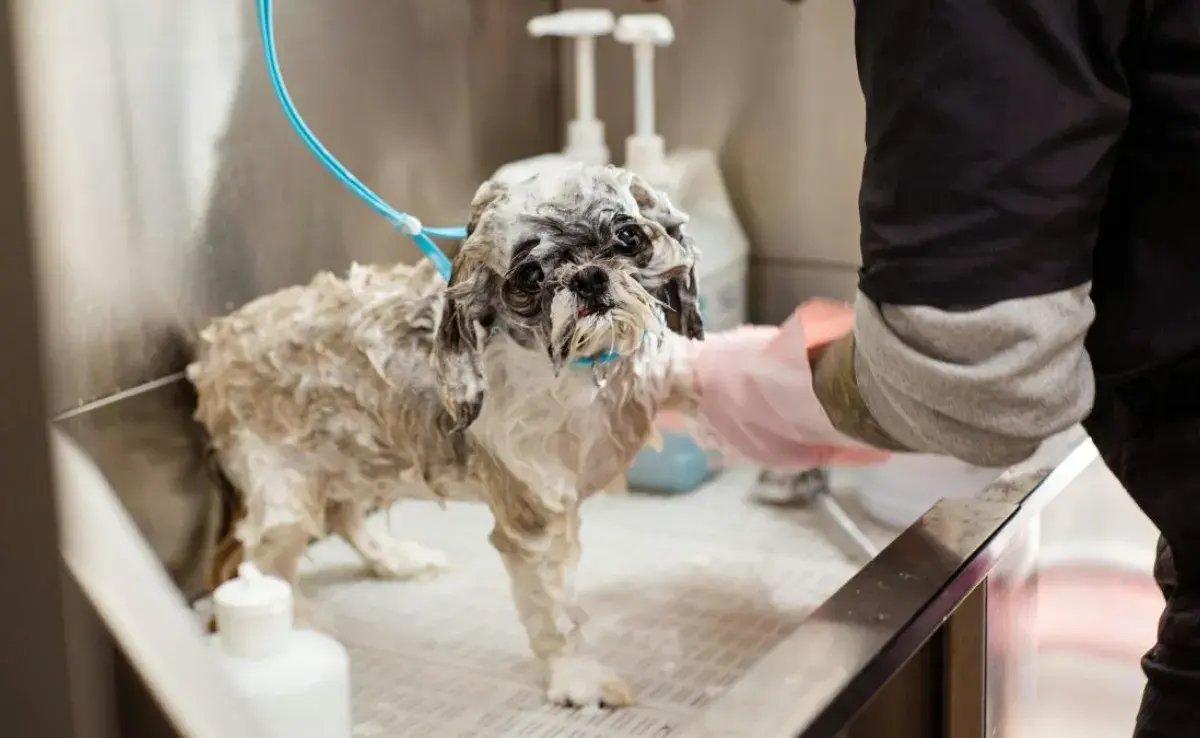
top-left (620, 170), bottom-right (704, 340)
top-left (661, 266), bottom-right (704, 340)
top-left (466, 179), bottom-right (508, 236)
top-left (432, 253), bottom-right (492, 434)
top-left (432, 180), bottom-right (507, 434)
top-left (623, 171), bottom-right (687, 232)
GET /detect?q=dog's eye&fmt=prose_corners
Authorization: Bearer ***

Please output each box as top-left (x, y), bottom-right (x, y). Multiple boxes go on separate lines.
top-left (614, 224), bottom-right (646, 255)
top-left (514, 263), bottom-right (544, 293)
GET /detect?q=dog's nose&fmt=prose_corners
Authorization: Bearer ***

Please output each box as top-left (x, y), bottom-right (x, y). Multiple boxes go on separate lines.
top-left (571, 266), bottom-right (609, 299)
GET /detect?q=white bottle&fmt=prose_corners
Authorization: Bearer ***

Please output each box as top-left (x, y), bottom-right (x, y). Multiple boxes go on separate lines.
top-left (612, 13), bottom-right (674, 186)
top-left (492, 8), bottom-right (615, 184)
top-left (612, 13), bottom-right (750, 333)
top-left (616, 13), bottom-right (751, 494)
top-left (529, 9), bottom-right (615, 166)
top-left (209, 563), bottom-right (352, 738)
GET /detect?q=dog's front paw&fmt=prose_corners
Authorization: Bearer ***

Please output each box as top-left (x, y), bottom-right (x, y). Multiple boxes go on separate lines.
top-left (546, 657), bottom-right (636, 708)
top-left (370, 541), bottom-right (449, 580)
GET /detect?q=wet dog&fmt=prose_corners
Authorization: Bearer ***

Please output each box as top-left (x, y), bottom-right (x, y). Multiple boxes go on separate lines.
top-left (190, 162), bottom-right (703, 707)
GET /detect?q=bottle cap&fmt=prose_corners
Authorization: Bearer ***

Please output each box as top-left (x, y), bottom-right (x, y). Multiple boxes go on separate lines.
top-left (527, 9), bottom-right (615, 38)
top-left (213, 563), bottom-right (294, 658)
top-left (613, 13), bottom-right (675, 46)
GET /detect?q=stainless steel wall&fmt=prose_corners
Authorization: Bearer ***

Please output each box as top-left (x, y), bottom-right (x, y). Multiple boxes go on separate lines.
top-left (15, 0), bottom-right (559, 595)
top-left (13, 0), bottom-right (867, 591)
top-left (563, 0), bottom-right (866, 322)
top-left (19, 0), bottom-right (559, 414)
top-left (21, 0), bottom-right (865, 414)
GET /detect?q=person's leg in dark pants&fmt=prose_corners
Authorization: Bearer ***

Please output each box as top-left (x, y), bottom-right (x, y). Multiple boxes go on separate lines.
top-left (1133, 535), bottom-right (1200, 737)
top-left (1087, 386), bottom-right (1200, 737)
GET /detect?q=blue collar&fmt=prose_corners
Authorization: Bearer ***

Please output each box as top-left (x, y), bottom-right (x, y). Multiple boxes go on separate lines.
top-left (570, 331), bottom-right (648, 367)
top-left (486, 328), bottom-right (648, 369)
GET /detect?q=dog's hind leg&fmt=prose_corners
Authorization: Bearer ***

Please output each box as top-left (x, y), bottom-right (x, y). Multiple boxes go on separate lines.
top-left (326, 499), bottom-right (448, 580)
top-left (205, 518), bottom-right (338, 635)
top-left (246, 522), bottom-right (309, 585)
top-left (488, 482), bottom-right (634, 709)
top-left (243, 522), bottom-right (341, 634)
top-left (216, 440), bottom-right (338, 634)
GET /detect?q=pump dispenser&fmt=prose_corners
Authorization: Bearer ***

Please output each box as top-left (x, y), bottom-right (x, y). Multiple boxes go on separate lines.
top-left (611, 14), bottom-right (753, 496)
top-left (210, 563), bottom-right (352, 738)
top-left (527, 9), bottom-right (615, 166)
top-left (613, 13), bottom-right (674, 185)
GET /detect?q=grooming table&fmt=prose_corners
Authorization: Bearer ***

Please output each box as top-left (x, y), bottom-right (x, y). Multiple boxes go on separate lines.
top-left (298, 468), bottom-right (893, 737)
top-left (66, 374), bottom-right (1101, 737)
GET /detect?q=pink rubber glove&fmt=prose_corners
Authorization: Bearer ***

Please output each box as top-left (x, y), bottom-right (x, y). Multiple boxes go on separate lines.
top-left (674, 300), bottom-right (891, 469)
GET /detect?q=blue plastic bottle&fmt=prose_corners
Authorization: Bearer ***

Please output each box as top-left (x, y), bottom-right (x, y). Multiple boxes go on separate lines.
top-left (625, 431), bottom-right (716, 495)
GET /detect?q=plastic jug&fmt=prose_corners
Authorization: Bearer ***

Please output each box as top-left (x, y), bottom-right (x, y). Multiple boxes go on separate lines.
top-left (209, 563), bottom-right (352, 738)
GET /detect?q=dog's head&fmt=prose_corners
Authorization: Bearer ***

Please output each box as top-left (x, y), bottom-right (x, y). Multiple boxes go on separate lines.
top-left (432, 162), bottom-right (702, 432)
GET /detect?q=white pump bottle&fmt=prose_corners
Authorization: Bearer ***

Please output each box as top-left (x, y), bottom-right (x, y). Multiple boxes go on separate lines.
top-left (492, 9), bottom-right (615, 184)
top-left (612, 13), bottom-right (674, 186)
top-left (614, 13), bottom-right (753, 494)
top-left (210, 563), bottom-right (352, 738)
top-left (527, 8), bottom-right (615, 166)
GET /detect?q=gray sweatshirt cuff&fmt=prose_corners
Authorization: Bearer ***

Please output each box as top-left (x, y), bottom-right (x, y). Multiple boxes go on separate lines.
top-left (851, 286), bottom-right (1097, 467)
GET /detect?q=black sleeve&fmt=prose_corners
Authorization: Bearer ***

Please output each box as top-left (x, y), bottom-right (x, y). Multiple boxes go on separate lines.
top-left (853, 0), bottom-right (1132, 309)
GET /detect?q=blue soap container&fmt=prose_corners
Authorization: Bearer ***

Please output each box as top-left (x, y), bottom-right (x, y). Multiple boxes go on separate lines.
top-left (625, 431), bottom-right (716, 495)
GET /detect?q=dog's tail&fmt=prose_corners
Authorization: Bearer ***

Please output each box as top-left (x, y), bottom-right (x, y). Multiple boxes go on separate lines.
top-left (193, 398), bottom-right (247, 633)
top-left (171, 326), bottom-right (249, 630)
top-left (196, 404), bottom-right (249, 632)
top-left (204, 447), bottom-right (247, 595)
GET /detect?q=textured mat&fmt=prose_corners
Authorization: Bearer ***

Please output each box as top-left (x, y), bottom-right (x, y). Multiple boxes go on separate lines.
top-left (223, 468), bottom-right (885, 736)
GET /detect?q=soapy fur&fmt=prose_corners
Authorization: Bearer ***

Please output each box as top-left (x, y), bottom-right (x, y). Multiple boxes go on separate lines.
top-left (190, 163), bottom-right (702, 708)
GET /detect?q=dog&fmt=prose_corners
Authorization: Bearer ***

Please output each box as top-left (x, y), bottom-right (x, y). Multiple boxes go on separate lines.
top-left (189, 162), bottom-right (704, 708)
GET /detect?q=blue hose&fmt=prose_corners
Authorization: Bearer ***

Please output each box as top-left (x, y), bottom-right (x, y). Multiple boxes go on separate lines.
top-left (256, 0), bottom-right (461, 281)
top-left (255, 0), bottom-right (627, 367)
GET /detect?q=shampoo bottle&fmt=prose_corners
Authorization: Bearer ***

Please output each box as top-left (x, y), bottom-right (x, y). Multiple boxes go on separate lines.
top-left (210, 563), bottom-right (352, 738)
top-left (491, 8), bottom-right (615, 184)
top-left (615, 14), bottom-right (751, 495)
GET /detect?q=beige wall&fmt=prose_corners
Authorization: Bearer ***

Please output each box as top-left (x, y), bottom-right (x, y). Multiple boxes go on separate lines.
top-left (563, 0), bottom-right (866, 322)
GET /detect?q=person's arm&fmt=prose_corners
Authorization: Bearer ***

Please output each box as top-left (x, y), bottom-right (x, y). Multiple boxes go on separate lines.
top-left (814, 0), bottom-right (1131, 467)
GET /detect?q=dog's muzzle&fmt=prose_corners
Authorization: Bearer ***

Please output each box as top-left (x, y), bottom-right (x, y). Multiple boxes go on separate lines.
top-left (571, 265), bottom-right (614, 317)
